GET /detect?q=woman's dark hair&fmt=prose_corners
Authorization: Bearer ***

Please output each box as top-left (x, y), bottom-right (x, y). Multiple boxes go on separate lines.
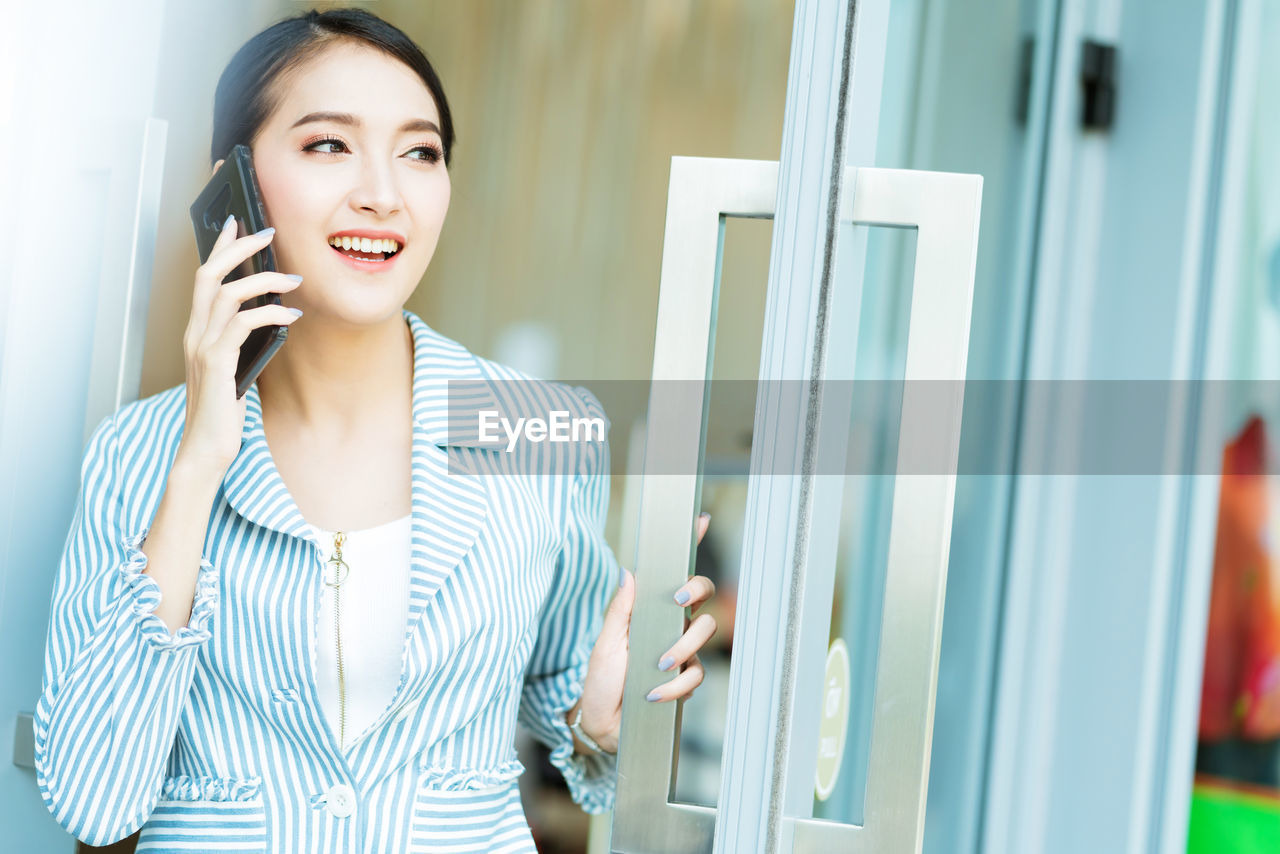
top-left (210, 7), bottom-right (455, 169)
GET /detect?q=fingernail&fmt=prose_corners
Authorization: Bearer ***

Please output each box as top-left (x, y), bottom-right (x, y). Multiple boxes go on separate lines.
top-left (253, 226), bottom-right (275, 238)
top-left (285, 307), bottom-right (303, 317)
top-left (646, 690), bottom-right (662, 702)
top-left (700, 511), bottom-right (711, 523)
top-left (284, 274), bottom-right (303, 283)
top-left (675, 590), bottom-right (691, 605)
top-left (658, 656), bottom-right (675, 671)
top-left (223, 214), bottom-right (236, 231)
top-left (619, 566), bottom-right (627, 588)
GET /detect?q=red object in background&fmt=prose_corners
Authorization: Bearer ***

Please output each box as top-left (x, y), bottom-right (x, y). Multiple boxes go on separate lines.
top-left (1199, 415), bottom-right (1280, 741)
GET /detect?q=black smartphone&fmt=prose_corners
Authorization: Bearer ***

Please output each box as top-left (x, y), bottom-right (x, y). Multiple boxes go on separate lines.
top-left (189, 143), bottom-right (288, 400)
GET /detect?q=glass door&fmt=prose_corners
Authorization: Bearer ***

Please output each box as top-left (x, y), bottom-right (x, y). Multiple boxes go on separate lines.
top-left (600, 0), bottom-right (1269, 850)
top-left (607, 1), bottom-right (986, 851)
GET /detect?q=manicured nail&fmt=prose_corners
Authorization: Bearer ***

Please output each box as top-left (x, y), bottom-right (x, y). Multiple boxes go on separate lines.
top-left (284, 274), bottom-right (303, 283)
top-left (253, 226), bottom-right (275, 238)
top-left (659, 656), bottom-right (675, 671)
top-left (285, 307), bottom-right (303, 317)
top-left (223, 213), bottom-right (236, 231)
top-left (619, 566), bottom-right (627, 588)
top-left (675, 590), bottom-right (691, 605)
top-left (700, 511), bottom-right (711, 523)
top-left (646, 690), bottom-right (662, 702)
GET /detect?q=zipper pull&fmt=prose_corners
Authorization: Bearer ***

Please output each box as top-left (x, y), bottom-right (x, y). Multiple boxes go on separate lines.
top-left (325, 532), bottom-right (349, 588)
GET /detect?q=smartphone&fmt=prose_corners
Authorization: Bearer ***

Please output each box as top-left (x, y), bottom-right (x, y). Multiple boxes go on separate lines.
top-left (189, 143), bottom-right (288, 400)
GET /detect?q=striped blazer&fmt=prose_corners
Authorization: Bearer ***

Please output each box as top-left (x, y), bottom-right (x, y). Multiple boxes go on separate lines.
top-left (34, 308), bottom-right (621, 852)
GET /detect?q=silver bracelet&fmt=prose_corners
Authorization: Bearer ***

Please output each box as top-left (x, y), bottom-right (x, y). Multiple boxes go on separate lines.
top-left (569, 706), bottom-right (615, 756)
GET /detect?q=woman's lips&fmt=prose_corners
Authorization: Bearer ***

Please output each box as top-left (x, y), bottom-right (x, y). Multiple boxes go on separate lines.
top-left (329, 243), bottom-right (402, 272)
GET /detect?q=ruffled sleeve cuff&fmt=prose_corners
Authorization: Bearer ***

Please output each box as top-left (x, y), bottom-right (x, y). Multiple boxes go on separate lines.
top-left (160, 775), bottom-right (261, 802)
top-left (119, 529), bottom-right (219, 650)
top-left (541, 674), bottom-right (618, 814)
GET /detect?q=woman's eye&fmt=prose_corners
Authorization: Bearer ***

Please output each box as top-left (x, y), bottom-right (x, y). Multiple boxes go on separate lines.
top-left (408, 144), bottom-right (443, 164)
top-left (304, 138), bottom-right (348, 155)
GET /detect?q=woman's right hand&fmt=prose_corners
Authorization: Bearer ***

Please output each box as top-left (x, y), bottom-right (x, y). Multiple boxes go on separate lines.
top-left (176, 215), bottom-right (303, 478)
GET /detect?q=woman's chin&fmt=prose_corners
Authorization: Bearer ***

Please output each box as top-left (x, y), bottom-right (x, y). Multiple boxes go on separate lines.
top-left (296, 292), bottom-right (415, 326)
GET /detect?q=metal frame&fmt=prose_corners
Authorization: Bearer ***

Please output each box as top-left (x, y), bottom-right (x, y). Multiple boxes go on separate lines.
top-left (611, 158), bottom-right (981, 854)
top-left (786, 167), bottom-right (982, 854)
top-left (612, 156), bottom-right (778, 853)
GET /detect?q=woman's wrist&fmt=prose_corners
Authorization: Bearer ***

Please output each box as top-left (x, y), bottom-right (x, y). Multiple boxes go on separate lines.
top-left (565, 699), bottom-right (617, 755)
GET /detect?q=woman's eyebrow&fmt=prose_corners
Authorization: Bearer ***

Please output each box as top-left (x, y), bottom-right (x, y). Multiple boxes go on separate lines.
top-left (290, 111), bottom-right (441, 135)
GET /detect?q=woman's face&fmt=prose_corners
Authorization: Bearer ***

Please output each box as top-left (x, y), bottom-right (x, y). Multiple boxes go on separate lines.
top-left (228, 41), bottom-right (450, 322)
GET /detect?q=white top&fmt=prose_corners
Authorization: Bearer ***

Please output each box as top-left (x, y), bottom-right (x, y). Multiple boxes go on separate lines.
top-left (311, 513), bottom-right (412, 748)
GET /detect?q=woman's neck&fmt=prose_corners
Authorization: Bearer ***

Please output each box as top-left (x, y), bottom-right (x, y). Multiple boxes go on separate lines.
top-left (255, 310), bottom-right (415, 444)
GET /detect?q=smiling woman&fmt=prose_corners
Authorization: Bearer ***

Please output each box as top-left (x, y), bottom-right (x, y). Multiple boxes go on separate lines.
top-left (31, 6), bottom-right (718, 854)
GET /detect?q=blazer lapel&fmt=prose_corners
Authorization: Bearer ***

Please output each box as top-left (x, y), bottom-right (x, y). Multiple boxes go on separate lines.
top-left (401, 309), bottom-right (500, 631)
top-left (220, 382), bottom-right (314, 542)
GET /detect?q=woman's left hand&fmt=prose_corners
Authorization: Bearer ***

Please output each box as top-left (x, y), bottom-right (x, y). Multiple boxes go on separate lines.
top-left (567, 512), bottom-right (717, 755)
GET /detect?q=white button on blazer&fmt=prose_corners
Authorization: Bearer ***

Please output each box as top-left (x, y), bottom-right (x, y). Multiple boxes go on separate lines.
top-left (34, 308), bottom-right (621, 853)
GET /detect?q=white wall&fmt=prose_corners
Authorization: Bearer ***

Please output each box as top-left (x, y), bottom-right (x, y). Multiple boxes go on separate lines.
top-left (0, 1), bottom-right (285, 848)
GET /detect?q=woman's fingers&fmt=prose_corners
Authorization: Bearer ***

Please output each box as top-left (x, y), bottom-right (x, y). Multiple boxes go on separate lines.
top-left (204, 225), bottom-right (276, 285)
top-left (188, 215), bottom-right (242, 333)
top-left (669, 513), bottom-right (712, 604)
top-left (673, 574), bottom-right (716, 609)
top-left (656, 612), bottom-right (717, 673)
top-left (646, 653), bottom-right (706, 703)
top-left (220, 271), bottom-right (303, 307)
top-left (594, 565), bottom-right (635, 658)
top-left (192, 226), bottom-right (277, 331)
top-left (208, 303), bottom-right (303, 360)
top-left (639, 512), bottom-right (716, 703)
top-left (201, 271), bottom-right (303, 351)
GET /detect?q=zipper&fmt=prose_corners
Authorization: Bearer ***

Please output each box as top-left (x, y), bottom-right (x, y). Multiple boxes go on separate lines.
top-left (341, 677), bottom-right (412, 753)
top-left (312, 522), bottom-right (412, 754)
top-left (324, 531), bottom-right (350, 750)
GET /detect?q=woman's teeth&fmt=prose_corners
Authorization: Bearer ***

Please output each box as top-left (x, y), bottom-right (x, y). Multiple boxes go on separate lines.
top-left (327, 236), bottom-right (400, 255)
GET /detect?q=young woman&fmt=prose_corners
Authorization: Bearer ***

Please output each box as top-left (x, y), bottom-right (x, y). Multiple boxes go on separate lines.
top-left (33, 8), bottom-right (716, 852)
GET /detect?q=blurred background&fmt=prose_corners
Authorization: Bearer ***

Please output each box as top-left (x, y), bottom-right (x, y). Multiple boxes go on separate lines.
top-left (3, 0), bottom-right (1279, 852)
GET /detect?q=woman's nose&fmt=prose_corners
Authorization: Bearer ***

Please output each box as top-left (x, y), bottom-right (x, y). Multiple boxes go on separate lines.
top-left (349, 158), bottom-right (404, 216)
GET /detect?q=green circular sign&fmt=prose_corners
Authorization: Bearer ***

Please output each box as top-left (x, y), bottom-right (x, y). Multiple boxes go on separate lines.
top-left (815, 638), bottom-right (850, 801)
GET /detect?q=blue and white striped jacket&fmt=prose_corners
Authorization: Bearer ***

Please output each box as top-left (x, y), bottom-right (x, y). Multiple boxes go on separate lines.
top-left (34, 308), bottom-right (621, 852)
